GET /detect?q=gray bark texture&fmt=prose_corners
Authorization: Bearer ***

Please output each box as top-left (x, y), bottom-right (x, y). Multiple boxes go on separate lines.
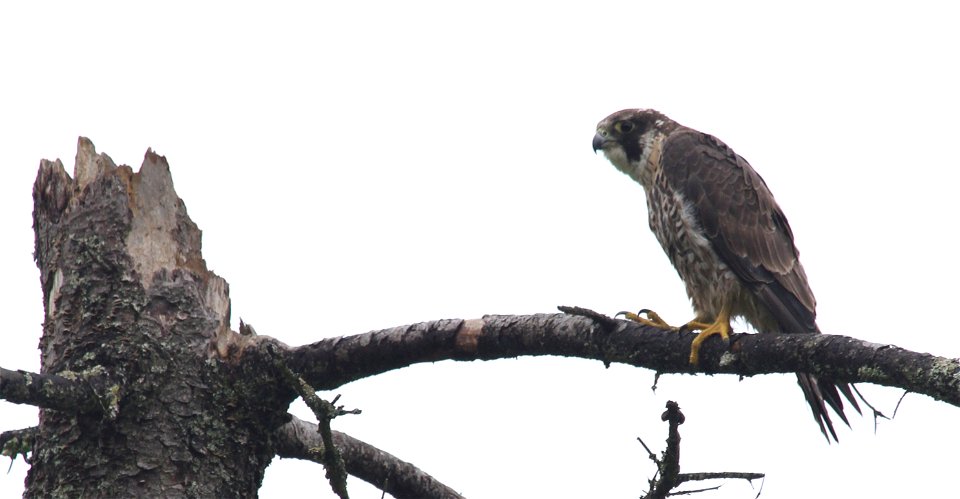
top-left (29, 139), bottom-right (292, 497)
top-left (22, 138), bottom-right (463, 499)
top-left (274, 417), bottom-right (465, 499)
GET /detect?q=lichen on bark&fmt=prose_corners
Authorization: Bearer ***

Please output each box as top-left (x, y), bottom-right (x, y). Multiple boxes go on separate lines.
top-left (28, 138), bottom-right (292, 497)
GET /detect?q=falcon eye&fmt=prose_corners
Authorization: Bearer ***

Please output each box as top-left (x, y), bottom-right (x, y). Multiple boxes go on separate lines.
top-left (614, 121), bottom-right (635, 134)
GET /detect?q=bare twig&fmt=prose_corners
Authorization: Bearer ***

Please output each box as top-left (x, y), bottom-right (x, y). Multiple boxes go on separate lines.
top-left (636, 436), bottom-right (658, 463)
top-left (850, 384), bottom-right (889, 433)
top-left (893, 390), bottom-right (910, 418)
top-left (270, 345), bottom-right (359, 499)
top-left (677, 472), bottom-right (765, 483)
top-left (668, 484), bottom-right (722, 496)
top-left (642, 401), bottom-right (764, 499)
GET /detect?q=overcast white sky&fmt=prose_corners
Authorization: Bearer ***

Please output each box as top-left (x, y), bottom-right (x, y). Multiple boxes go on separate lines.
top-left (2, 2), bottom-right (959, 498)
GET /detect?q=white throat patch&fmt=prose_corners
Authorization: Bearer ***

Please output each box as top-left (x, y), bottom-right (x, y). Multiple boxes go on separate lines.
top-left (604, 129), bottom-right (662, 188)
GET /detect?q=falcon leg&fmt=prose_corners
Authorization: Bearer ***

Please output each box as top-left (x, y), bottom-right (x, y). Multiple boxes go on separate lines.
top-left (686, 308), bottom-right (732, 365)
top-left (617, 309), bottom-right (676, 330)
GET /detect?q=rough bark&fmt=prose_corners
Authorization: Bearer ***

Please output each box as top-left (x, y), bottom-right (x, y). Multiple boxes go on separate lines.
top-left (15, 138), bottom-right (465, 498)
top-left (0, 367), bottom-right (99, 413)
top-left (286, 314), bottom-right (960, 408)
top-left (274, 417), bottom-right (465, 499)
top-left (27, 138), bottom-right (294, 497)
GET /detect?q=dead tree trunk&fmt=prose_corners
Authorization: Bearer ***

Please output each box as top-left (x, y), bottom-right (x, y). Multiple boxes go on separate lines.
top-left (19, 138), bottom-right (463, 498)
top-left (29, 138), bottom-right (293, 496)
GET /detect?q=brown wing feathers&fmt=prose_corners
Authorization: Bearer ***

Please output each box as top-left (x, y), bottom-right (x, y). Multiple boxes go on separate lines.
top-left (659, 131), bottom-right (814, 330)
top-left (660, 129), bottom-right (860, 441)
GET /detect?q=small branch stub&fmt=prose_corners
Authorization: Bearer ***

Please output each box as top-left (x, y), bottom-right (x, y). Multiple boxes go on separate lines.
top-left (0, 367), bottom-right (101, 413)
top-left (1, 427), bottom-right (38, 467)
top-left (557, 305), bottom-right (620, 332)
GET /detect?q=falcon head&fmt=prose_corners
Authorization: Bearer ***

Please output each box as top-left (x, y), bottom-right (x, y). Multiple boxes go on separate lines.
top-left (593, 109), bottom-right (677, 185)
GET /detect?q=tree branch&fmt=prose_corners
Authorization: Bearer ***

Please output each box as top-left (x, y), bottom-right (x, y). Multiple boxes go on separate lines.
top-left (1, 427), bottom-right (37, 464)
top-left (677, 472), bottom-right (765, 484)
top-left (0, 366), bottom-right (101, 413)
top-left (643, 401), bottom-right (763, 499)
top-left (274, 416), bottom-right (465, 499)
top-left (284, 311), bottom-right (960, 407)
top-left (656, 401), bottom-right (684, 496)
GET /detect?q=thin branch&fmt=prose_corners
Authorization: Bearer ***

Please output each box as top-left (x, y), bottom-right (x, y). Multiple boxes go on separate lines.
top-left (642, 401), bottom-right (764, 499)
top-left (850, 384), bottom-right (890, 433)
top-left (274, 416), bottom-right (466, 499)
top-left (636, 436), bottom-right (658, 464)
top-left (667, 485), bottom-right (722, 496)
top-left (893, 390), bottom-right (910, 418)
top-left (637, 434), bottom-right (662, 492)
top-left (677, 472), bottom-right (765, 483)
top-left (0, 367), bottom-right (101, 413)
top-left (282, 312), bottom-right (960, 409)
top-left (272, 346), bottom-right (355, 499)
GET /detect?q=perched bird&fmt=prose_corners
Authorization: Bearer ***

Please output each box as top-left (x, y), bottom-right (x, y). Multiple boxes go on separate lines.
top-left (592, 108), bottom-right (860, 441)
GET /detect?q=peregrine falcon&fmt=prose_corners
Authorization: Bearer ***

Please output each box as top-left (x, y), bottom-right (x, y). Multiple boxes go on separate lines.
top-left (592, 108), bottom-right (860, 441)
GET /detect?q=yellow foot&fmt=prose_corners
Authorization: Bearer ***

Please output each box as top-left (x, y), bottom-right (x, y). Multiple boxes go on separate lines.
top-left (686, 318), bottom-right (731, 365)
top-left (617, 309), bottom-right (676, 331)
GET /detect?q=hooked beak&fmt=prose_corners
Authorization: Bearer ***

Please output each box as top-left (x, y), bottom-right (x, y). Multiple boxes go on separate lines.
top-left (592, 131), bottom-right (610, 153)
